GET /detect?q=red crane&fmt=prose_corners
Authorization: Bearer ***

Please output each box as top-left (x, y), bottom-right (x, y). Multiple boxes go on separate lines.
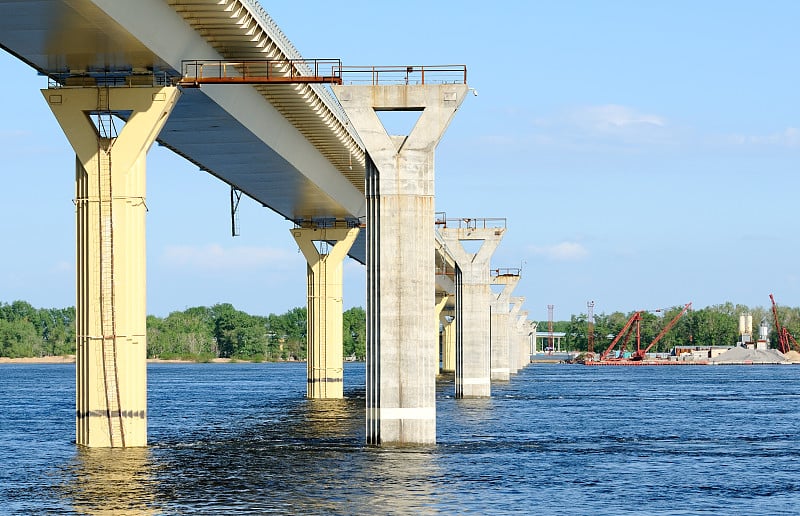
top-left (600, 311), bottom-right (643, 361)
top-left (600, 303), bottom-right (692, 361)
top-left (769, 294), bottom-right (799, 354)
top-left (630, 303), bottom-right (692, 360)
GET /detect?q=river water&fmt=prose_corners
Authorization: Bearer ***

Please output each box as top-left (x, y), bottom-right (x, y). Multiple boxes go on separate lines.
top-left (1, 362), bottom-right (799, 515)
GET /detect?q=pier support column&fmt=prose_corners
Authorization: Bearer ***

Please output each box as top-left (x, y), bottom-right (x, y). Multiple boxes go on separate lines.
top-left (490, 272), bottom-right (519, 381)
top-left (525, 321), bottom-right (537, 366)
top-left (333, 83), bottom-right (468, 444)
top-left (435, 294), bottom-right (448, 376)
top-left (508, 297), bottom-right (525, 373)
top-left (516, 311), bottom-right (530, 368)
top-left (440, 311), bottom-right (456, 373)
top-left (441, 224), bottom-right (505, 398)
top-left (292, 225), bottom-right (360, 399)
top-left (44, 86), bottom-right (180, 447)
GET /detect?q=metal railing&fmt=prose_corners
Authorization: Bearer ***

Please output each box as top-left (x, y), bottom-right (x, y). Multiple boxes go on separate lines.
top-left (335, 65), bottom-right (467, 86)
top-left (179, 59), bottom-right (343, 86)
top-left (47, 72), bottom-right (173, 88)
top-left (292, 217), bottom-right (363, 229)
top-left (491, 267), bottom-right (521, 277)
top-left (437, 217), bottom-right (507, 230)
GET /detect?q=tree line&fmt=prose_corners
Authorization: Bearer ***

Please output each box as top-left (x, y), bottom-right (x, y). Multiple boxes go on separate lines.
top-left (538, 302), bottom-right (800, 354)
top-left (0, 300), bottom-right (366, 361)
top-left (5, 299), bottom-right (799, 360)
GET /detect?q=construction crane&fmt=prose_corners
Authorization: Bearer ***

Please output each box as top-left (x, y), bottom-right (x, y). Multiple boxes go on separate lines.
top-left (600, 311), bottom-right (643, 361)
top-left (769, 293), bottom-right (799, 353)
top-left (600, 303), bottom-right (692, 361)
top-left (630, 303), bottom-right (692, 360)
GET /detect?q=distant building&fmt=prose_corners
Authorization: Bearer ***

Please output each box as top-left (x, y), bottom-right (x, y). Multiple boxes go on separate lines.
top-left (534, 331), bottom-right (566, 353)
top-left (672, 345), bottom-right (734, 360)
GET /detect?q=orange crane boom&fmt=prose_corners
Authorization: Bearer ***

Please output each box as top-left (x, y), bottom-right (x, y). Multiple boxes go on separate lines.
top-left (770, 294), bottom-right (798, 353)
top-left (631, 303), bottom-right (692, 360)
top-left (600, 311), bottom-right (643, 361)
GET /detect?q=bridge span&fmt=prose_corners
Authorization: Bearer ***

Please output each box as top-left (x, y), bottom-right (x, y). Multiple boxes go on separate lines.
top-left (0, 0), bottom-right (533, 447)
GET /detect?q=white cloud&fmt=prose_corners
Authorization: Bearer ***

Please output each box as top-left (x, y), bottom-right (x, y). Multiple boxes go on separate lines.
top-left (529, 241), bottom-right (589, 261)
top-left (50, 261), bottom-right (72, 273)
top-left (726, 127), bottom-right (800, 148)
top-left (512, 104), bottom-right (676, 152)
top-left (161, 244), bottom-right (298, 271)
top-left (566, 104), bottom-right (666, 131)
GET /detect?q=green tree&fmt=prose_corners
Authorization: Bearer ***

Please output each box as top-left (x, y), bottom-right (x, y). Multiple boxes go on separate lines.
top-left (210, 303), bottom-right (270, 359)
top-left (0, 318), bottom-right (42, 357)
top-left (343, 307), bottom-right (366, 359)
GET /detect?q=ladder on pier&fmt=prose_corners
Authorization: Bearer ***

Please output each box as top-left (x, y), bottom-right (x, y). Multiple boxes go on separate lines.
top-left (96, 86), bottom-right (125, 447)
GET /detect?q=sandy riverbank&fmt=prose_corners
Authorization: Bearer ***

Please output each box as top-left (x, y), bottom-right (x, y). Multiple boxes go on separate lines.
top-left (0, 356), bottom-right (300, 364)
top-left (0, 355), bottom-right (76, 364)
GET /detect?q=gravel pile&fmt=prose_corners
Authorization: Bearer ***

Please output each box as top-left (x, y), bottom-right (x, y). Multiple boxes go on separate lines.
top-left (709, 347), bottom-right (789, 364)
top-left (783, 350), bottom-right (800, 363)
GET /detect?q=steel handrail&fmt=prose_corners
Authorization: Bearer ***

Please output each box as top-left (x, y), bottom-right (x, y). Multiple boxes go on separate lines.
top-left (334, 65), bottom-right (467, 86)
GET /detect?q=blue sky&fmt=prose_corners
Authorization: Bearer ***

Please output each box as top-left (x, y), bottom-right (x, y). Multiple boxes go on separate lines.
top-left (1, 1), bottom-right (798, 321)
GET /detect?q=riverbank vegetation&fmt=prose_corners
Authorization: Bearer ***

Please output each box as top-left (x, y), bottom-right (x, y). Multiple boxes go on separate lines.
top-left (0, 301), bottom-right (366, 362)
top-left (3, 300), bottom-right (798, 360)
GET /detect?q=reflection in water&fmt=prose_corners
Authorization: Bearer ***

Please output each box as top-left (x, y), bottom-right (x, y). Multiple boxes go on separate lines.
top-left (288, 396), bottom-right (364, 441)
top-left (65, 447), bottom-right (158, 515)
top-left (363, 448), bottom-right (447, 514)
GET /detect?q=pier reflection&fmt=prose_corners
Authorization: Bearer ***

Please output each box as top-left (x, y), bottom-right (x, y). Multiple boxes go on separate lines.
top-left (67, 447), bottom-right (157, 515)
top-left (363, 448), bottom-right (444, 514)
top-left (289, 396), bottom-right (364, 440)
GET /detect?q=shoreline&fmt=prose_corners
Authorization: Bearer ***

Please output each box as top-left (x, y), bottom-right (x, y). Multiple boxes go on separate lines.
top-left (0, 356), bottom-right (306, 365)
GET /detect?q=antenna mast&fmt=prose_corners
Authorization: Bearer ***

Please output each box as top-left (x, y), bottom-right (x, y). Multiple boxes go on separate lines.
top-left (587, 301), bottom-right (595, 354)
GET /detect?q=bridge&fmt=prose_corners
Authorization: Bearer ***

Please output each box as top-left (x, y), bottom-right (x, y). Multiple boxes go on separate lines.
top-left (0, 0), bottom-right (534, 447)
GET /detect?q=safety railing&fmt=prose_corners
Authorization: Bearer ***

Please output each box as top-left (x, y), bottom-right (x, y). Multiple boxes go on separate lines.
top-left (48, 72), bottom-right (174, 88)
top-left (491, 267), bottom-right (521, 277)
top-left (178, 59), bottom-right (343, 86)
top-left (292, 217), bottom-right (363, 229)
top-left (437, 217), bottom-right (507, 230)
top-left (334, 65), bottom-right (467, 85)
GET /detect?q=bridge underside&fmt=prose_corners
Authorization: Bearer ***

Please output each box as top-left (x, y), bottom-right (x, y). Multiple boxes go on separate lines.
top-left (0, 0), bottom-right (368, 260)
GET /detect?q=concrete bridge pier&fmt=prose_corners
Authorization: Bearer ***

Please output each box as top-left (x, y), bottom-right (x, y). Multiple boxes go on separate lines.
top-left (524, 320), bottom-right (536, 366)
top-left (434, 294), bottom-right (449, 376)
top-left (490, 273), bottom-right (519, 381)
top-left (441, 224), bottom-right (505, 398)
top-left (44, 86), bottom-right (180, 447)
top-left (515, 311), bottom-right (530, 368)
top-left (508, 297), bottom-right (525, 374)
top-left (435, 269), bottom-right (455, 374)
top-left (291, 224), bottom-right (360, 399)
top-left (440, 310), bottom-right (456, 373)
top-left (333, 83), bottom-right (468, 444)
